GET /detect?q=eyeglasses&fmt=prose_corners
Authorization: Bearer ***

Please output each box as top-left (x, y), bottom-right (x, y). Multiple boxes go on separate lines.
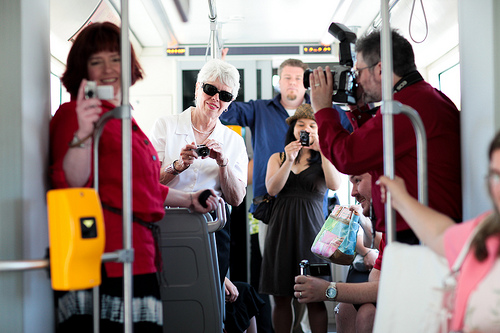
top-left (487, 171), bottom-right (500, 185)
top-left (353, 63), bottom-right (378, 78)
top-left (202, 83), bottom-right (233, 102)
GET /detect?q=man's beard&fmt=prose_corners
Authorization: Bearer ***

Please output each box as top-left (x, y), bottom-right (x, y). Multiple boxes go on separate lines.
top-left (286, 92), bottom-right (298, 101)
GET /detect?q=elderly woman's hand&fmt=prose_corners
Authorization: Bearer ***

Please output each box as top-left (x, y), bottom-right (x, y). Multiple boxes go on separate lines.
top-left (178, 142), bottom-right (198, 170)
top-left (204, 139), bottom-right (228, 166)
top-left (75, 79), bottom-right (102, 138)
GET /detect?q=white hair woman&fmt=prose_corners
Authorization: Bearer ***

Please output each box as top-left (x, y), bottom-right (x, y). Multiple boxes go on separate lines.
top-left (150, 58), bottom-right (247, 285)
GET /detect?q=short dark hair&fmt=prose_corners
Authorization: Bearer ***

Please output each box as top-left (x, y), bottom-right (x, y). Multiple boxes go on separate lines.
top-left (61, 22), bottom-right (144, 98)
top-left (278, 59), bottom-right (308, 77)
top-left (355, 29), bottom-right (417, 77)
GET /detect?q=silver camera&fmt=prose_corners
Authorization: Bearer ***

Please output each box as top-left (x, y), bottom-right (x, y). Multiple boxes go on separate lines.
top-left (84, 81), bottom-right (114, 100)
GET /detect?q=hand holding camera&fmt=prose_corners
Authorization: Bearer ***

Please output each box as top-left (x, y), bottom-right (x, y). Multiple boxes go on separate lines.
top-left (193, 144), bottom-right (210, 157)
top-left (75, 80), bottom-right (104, 139)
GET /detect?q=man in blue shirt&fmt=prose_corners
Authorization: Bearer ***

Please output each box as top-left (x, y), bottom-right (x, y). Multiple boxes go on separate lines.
top-left (220, 58), bottom-right (351, 333)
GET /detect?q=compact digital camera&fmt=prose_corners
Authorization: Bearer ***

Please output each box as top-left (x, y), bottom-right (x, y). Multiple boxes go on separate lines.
top-left (84, 81), bottom-right (114, 100)
top-left (299, 130), bottom-right (310, 146)
top-left (194, 144), bottom-right (210, 157)
top-left (303, 22), bottom-right (358, 105)
top-left (84, 81), bottom-right (98, 99)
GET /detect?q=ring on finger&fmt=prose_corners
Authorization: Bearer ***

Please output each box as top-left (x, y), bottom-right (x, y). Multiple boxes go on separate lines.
top-left (299, 291), bottom-right (303, 298)
top-left (314, 83), bottom-right (321, 87)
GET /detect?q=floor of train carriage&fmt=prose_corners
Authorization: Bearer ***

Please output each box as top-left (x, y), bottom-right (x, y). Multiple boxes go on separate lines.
top-left (293, 301), bottom-right (337, 333)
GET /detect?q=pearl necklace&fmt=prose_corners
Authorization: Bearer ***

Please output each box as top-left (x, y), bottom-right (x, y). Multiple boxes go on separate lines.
top-left (191, 123), bottom-right (215, 135)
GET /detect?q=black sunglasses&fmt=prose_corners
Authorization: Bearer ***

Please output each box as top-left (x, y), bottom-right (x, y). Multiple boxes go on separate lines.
top-left (202, 83), bottom-right (233, 102)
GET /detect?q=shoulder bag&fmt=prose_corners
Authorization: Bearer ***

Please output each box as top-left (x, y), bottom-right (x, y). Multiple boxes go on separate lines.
top-left (252, 152), bottom-right (286, 225)
top-left (373, 221), bottom-right (481, 333)
top-left (310, 205), bottom-right (360, 265)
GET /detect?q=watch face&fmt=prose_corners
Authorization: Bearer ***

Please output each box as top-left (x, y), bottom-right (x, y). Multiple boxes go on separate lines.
top-left (327, 287), bottom-right (337, 299)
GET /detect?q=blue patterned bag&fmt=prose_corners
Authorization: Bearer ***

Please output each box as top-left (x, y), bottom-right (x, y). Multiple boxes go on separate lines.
top-left (311, 205), bottom-right (360, 265)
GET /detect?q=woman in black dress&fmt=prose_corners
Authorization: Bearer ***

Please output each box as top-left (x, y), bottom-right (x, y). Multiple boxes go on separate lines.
top-left (259, 104), bottom-right (341, 333)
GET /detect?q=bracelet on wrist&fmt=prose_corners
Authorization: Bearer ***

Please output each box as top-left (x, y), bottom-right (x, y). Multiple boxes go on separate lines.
top-left (172, 160), bottom-right (184, 172)
top-left (217, 159), bottom-right (228, 167)
top-left (361, 249), bottom-right (372, 257)
top-left (69, 132), bottom-right (92, 148)
top-left (174, 159), bottom-right (190, 173)
top-left (165, 160), bottom-right (187, 176)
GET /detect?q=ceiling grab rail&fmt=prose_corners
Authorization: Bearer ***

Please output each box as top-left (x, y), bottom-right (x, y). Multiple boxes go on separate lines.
top-left (208, 0), bottom-right (220, 59)
top-left (380, 0), bottom-right (428, 244)
top-left (91, 0), bottom-right (134, 331)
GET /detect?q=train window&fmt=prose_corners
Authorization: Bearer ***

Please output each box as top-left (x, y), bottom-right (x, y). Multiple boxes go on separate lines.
top-left (426, 46), bottom-right (460, 110)
top-left (256, 69), bottom-right (262, 100)
top-left (438, 63), bottom-right (461, 110)
top-left (50, 73), bottom-right (70, 116)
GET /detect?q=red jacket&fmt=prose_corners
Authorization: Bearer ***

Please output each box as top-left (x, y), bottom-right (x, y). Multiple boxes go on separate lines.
top-left (50, 100), bottom-right (169, 277)
top-left (316, 79), bottom-right (462, 233)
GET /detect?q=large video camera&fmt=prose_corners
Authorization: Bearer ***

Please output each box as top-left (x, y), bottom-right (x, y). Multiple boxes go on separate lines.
top-left (303, 22), bottom-right (357, 105)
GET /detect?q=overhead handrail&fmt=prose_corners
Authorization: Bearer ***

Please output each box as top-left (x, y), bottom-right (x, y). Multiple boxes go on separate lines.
top-left (208, 0), bottom-right (220, 59)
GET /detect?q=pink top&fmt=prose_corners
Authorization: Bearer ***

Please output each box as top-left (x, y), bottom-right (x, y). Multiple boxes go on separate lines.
top-left (444, 211), bottom-right (500, 331)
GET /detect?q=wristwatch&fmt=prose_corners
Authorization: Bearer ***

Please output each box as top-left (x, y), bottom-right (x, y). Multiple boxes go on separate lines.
top-left (325, 282), bottom-right (337, 301)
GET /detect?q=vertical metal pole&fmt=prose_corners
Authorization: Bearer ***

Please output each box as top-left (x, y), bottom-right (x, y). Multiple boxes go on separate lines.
top-left (208, 0), bottom-right (218, 59)
top-left (380, 0), bottom-right (396, 243)
top-left (121, 0), bottom-right (134, 332)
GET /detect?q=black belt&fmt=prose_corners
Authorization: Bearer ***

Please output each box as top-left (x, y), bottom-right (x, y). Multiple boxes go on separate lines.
top-left (100, 202), bottom-right (163, 274)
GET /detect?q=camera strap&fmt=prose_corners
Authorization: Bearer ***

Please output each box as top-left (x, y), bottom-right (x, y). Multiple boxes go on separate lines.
top-left (393, 71), bottom-right (424, 93)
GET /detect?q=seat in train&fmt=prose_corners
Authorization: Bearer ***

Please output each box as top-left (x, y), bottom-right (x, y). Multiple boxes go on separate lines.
top-left (157, 208), bottom-right (223, 333)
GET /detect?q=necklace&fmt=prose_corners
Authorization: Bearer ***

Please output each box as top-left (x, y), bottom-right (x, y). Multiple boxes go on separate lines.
top-left (191, 123), bottom-right (215, 135)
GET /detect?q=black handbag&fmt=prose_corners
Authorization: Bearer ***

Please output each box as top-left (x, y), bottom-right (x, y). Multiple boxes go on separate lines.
top-left (252, 194), bottom-right (276, 224)
top-left (252, 152), bottom-right (285, 224)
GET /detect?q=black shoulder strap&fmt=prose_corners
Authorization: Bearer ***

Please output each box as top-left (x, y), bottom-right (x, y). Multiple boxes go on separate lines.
top-left (393, 71), bottom-right (424, 93)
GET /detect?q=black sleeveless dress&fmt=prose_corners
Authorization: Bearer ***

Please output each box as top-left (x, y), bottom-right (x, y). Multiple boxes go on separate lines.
top-left (259, 161), bottom-right (329, 296)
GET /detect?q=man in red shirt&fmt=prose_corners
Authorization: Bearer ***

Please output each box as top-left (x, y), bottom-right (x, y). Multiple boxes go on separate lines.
top-left (295, 29), bottom-right (462, 333)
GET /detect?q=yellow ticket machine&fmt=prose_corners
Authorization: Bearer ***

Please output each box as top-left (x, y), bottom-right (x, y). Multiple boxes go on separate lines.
top-left (47, 188), bottom-right (105, 290)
